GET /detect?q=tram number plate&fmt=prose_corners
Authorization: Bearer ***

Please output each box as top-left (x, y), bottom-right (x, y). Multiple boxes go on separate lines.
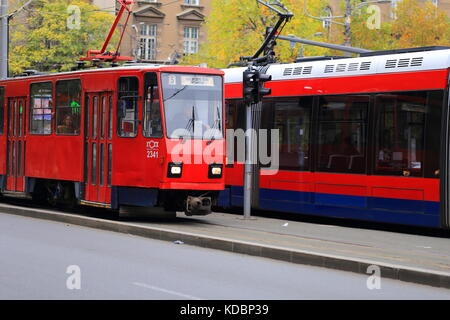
top-left (146, 141), bottom-right (159, 159)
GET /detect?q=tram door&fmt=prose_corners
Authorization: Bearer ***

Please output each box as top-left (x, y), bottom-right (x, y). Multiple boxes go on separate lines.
top-left (6, 97), bottom-right (26, 192)
top-left (84, 92), bottom-right (113, 204)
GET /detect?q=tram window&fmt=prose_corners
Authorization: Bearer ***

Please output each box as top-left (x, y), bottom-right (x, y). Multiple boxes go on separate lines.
top-left (55, 79), bottom-right (81, 135)
top-left (0, 87), bottom-right (4, 134)
top-left (272, 97), bottom-right (312, 171)
top-left (84, 96), bottom-right (90, 138)
top-left (108, 96), bottom-right (113, 140)
top-left (100, 143), bottom-right (104, 186)
top-left (225, 100), bottom-right (237, 130)
top-left (143, 72), bottom-right (162, 138)
top-left (107, 143), bottom-right (112, 186)
top-left (225, 100), bottom-right (245, 164)
top-left (425, 91), bottom-right (443, 178)
top-left (101, 96), bottom-right (106, 139)
top-left (30, 82), bottom-right (52, 135)
top-left (92, 142), bottom-right (97, 185)
top-left (117, 77), bottom-right (139, 138)
top-left (317, 95), bottom-right (369, 174)
top-left (92, 96), bottom-right (98, 139)
top-left (225, 101), bottom-right (237, 165)
top-left (374, 91), bottom-right (428, 177)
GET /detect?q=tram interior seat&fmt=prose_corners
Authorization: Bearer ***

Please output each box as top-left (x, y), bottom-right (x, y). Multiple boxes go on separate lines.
top-left (327, 154), bottom-right (349, 171)
top-left (326, 154), bottom-right (364, 172)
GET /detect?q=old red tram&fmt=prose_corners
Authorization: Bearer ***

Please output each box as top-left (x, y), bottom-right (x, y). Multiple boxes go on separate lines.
top-left (0, 65), bottom-right (225, 215)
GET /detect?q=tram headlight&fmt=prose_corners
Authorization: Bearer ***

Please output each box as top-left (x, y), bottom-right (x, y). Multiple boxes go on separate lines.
top-left (209, 164), bottom-right (223, 179)
top-left (168, 162), bottom-right (183, 178)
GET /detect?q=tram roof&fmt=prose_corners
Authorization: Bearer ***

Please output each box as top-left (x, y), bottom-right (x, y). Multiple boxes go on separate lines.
top-left (224, 47), bottom-right (450, 83)
top-left (0, 63), bottom-right (224, 83)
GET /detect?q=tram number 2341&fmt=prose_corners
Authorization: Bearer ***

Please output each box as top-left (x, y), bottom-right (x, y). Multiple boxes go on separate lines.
top-left (146, 141), bottom-right (160, 159)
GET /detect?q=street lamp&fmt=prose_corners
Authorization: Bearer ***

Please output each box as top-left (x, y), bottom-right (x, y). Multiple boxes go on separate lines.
top-left (131, 24), bottom-right (140, 61)
top-left (343, 0), bottom-right (391, 48)
top-left (298, 32), bottom-right (323, 58)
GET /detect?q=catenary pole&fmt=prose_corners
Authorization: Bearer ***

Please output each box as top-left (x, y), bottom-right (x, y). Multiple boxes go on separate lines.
top-left (0, 0), bottom-right (8, 79)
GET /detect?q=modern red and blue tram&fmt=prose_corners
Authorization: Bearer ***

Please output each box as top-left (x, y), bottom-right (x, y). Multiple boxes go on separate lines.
top-left (220, 46), bottom-right (450, 228)
top-left (0, 65), bottom-right (225, 215)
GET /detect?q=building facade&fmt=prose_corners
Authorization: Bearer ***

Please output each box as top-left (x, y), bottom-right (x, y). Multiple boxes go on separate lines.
top-left (91, 0), bottom-right (450, 64)
top-left (98, 0), bottom-right (212, 64)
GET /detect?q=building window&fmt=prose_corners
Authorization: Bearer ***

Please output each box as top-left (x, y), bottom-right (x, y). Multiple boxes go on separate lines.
top-left (139, 24), bottom-right (157, 61)
top-left (184, 0), bottom-right (199, 5)
top-left (30, 82), bottom-right (53, 135)
top-left (183, 26), bottom-right (199, 54)
top-left (55, 79), bottom-right (81, 135)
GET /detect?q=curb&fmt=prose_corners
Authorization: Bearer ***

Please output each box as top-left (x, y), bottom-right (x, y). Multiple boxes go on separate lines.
top-left (2, 203), bottom-right (450, 289)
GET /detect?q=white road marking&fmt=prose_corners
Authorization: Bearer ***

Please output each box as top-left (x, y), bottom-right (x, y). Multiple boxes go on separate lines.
top-left (132, 282), bottom-right (202, 300)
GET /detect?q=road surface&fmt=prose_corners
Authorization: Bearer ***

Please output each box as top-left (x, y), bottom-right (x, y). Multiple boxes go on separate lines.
top-left (1, 213), bottom-right (450, 299)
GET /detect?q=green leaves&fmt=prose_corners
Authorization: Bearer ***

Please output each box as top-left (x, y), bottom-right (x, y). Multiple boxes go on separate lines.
top-left (9, 0), bottom-right (117, 74)
top-left (181, 0), bottom-right (327, 68)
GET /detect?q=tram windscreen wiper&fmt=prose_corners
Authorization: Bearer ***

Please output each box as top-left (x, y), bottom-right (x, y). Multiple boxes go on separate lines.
top-left (206, 106), bottom-right (222, 142)
top-left (184, 105), bottom-right (196, 138)
top-left (164, 85), bottom-right (187, 102)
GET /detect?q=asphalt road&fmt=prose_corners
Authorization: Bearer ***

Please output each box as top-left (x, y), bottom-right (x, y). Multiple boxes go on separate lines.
top-left (1, 213), bottom-right (450, 300)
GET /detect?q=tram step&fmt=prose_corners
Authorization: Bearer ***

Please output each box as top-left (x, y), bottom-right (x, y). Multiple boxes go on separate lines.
top-left (79, 200), bottom-right (112, 209)
top-left (1, 191), bottom-right (32, 200)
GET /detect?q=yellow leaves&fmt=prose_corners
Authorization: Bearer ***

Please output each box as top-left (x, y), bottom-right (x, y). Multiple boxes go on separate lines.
top-left (181, 0), bottom-right (329, 68)
top-left (391, 0), bottom-right (450, 48)
top-left (340, 0), bottom-right (450, 52)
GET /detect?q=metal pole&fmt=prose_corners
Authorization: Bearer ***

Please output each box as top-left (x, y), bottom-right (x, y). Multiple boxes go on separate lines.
top-left (344, 0), bottom-right (352, 48)
top-left (276, 35), bottom-right (371, 54)
top-left (243, 102), bottom-right (253, 219)
top-left (0, 0), bottom-right (8, 79)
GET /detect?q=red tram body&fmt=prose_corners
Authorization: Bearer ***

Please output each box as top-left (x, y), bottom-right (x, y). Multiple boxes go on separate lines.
top-left (0, 65), bottom-right (225, 215)
top-left (221, 47), bottom-right (450, 228)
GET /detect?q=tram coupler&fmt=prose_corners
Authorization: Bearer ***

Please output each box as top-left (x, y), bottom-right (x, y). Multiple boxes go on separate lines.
top-left (185, 196), bottom-right (212, 216)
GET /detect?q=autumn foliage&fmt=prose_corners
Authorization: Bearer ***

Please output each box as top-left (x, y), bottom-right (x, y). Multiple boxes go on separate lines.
top-left (9, 0), bottom-right (117, 75)
top-left (183, 0), bottom-right (450, 67)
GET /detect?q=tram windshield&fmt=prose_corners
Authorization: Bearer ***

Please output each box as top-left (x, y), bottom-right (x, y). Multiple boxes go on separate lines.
top-left (161, 73), bottom-right (223, 140)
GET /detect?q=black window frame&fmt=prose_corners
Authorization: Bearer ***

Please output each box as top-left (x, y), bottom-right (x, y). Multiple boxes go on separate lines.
top-left (315, 94), bottom-right (370, 174)
top-left (372, 90), bottom-right (443, 178)
top-left (117, 76), bottom-right (139, 138)
top-left (55, 79), bottom-right (82, 136)
top-left (29, 81), bottom-right (53, 135)
top-left (269, 96), bottom-right (313, 172)
top-left (143, 72), bottom-right (163, 138)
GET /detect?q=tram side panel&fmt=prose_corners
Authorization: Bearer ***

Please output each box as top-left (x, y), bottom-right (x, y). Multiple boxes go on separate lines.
top-left (0, 86), bottom-right (5, 187)
top-left (222, 70), bottom-right (447, 228)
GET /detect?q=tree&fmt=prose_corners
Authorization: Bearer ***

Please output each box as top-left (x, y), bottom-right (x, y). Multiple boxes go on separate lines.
top-left (9, 0), bottom-right (117, 75)
top-left (181, 0), bottom-right (329, 68)
top-left (348, 0), bottom-right (450, 51)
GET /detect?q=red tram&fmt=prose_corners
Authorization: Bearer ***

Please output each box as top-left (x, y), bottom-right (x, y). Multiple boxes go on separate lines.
top-left (0, 65), bottom-right (225, 215)
top-left (221, 46), bottom-right (450, 228)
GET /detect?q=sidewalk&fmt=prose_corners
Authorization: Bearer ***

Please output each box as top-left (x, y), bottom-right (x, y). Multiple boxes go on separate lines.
top-left (2, 202), bottom-right (450, 288)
